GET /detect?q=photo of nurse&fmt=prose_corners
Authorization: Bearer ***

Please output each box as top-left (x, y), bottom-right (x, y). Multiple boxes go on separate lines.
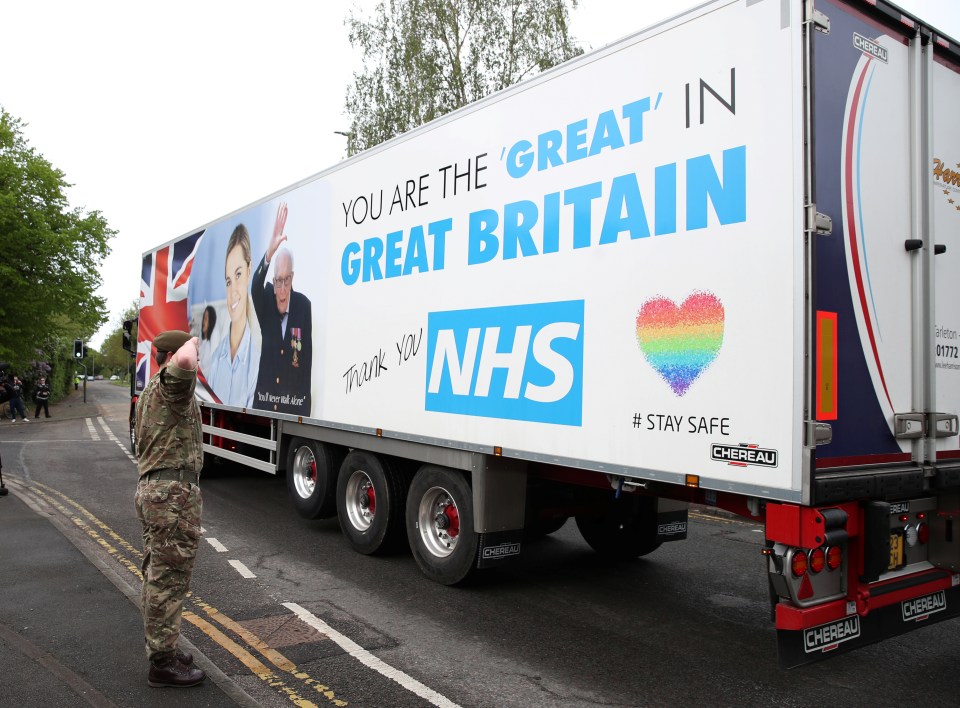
top-left (205, 224), bottom-right (261, 407)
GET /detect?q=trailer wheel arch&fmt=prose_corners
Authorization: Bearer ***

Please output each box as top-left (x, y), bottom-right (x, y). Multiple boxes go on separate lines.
top-left (406, 465), bottom-right (479, 585)
top-left (336, 450), bottom-right (408, 554)
top-left (575, 494), bottom-right (661, 560)
top-left (286, 438), bottom-right (342, 519)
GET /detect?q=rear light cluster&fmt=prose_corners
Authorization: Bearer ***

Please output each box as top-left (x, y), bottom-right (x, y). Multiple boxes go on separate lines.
top-left (791, 545), bottom-right (843, 577)
top-left (905, 521), bottom-right (930, 548)
top-left (765, 506), bottom-right (851, 606)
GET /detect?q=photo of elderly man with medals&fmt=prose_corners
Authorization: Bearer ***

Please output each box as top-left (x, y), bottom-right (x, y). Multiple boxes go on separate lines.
top-left (251, 202), bottom-right (313, 415)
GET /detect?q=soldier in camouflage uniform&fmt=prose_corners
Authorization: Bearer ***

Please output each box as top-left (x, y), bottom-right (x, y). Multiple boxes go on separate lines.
top-left (134, 329), bottom-right (206, 687)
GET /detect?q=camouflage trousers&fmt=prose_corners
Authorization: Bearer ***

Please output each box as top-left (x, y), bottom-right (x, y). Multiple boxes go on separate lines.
top-left (135, 478), bottom-right (202, 662)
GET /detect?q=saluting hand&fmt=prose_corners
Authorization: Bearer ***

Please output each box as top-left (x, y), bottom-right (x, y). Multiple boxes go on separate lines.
top-left (267, 202), bottom-right (288, 264)
top-left (173, 336), bottom-right (200, 371)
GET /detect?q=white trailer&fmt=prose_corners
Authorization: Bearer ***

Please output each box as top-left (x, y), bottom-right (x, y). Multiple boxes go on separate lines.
top-left (128, 0), bottom-right (960, 666)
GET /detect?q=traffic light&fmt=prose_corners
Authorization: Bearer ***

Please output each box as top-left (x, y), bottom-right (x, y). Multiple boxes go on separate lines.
top-left (122, 320), bottom-right (134, 353)
top-left (74, 339), bottom-right (83, 358)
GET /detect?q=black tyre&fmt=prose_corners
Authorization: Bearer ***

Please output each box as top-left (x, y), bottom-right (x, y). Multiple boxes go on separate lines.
top-left (575, 495), bottom-right (661, 560)
top-left (287, 438), bottom-right (341, 519)
top-left (406, 465), bottom-right (478, 585)
top-left (128, 403), bottom-right (137, 454)
top-left (525, 515), bottom-right (568, 540)
top-left (337, 450), bottom-right (406, 554)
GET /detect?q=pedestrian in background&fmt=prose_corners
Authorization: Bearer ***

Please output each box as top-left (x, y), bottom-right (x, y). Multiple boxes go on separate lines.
top-left (134, 329), bottom-right (206, 688)
top-left (8, 377), bottom-right (28, 422)
top-left (34, 376), bottom-right (51, 419)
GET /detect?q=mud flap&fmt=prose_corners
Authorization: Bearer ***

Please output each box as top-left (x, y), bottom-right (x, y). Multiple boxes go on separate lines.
top-left (477, 530), bottom-right (523, 569)
top-left (656, 499), bottom-right (688, 543)
top-left (777, 580), bottom-right (960, 668)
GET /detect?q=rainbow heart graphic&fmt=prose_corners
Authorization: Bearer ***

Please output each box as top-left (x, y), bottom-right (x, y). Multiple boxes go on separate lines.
top-left (635, 291), bottom-right (725, 396)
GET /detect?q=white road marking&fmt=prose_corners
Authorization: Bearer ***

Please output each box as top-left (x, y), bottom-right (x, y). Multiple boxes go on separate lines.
top-left (85, 419), bottom-right (101, 441)
top-left (229, 560), bottom-right (256, 578)
top-left (206, 538), bottom-right (229, 553)
top-left (117, 441), bottom-right (137, 463)
top-left (95, 416), bottom-right (139, 463)
top-left (6, 439), bottom-right (91, 443)
top-left (283, 602), bottom-right (462, 708)
top-left (97, 416), bottom-right (119, 442)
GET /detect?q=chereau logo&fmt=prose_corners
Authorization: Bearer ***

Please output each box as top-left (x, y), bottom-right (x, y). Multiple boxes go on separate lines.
top-left (426, 300), bottom-right (584, 425)
top-left (803, 616), bottom-right (861, 654)
top-left (902, 591), bottom-right (946, 622)
top-left (481, 543), bottom-right (521, 560)
top-left (853, 33), bottom-right (888, 63)
top-left (657, 521), bottom-right (687, 536)
top-left (711, 443), bottom-right (778, 468)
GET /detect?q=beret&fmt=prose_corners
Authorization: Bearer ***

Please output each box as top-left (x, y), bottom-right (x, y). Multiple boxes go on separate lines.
top-left (154, 330), bottom-right (192, 353)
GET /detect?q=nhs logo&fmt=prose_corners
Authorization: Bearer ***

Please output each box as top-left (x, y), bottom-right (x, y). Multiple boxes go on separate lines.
top-left (426, 300), bottom-right (584, 425)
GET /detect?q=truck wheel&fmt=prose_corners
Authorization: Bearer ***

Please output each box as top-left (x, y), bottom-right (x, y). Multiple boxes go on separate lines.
top-left (406, 465), bottom-right (478, 585)
top-left (337, 450), bottom-right (406, 554)
top-left (575, 495), bottom-right (661, 560)
top-left (525, 516), bottom-right (568, 539)
top-left (287, 439), bottom-right (340, 520)
top-left (128, 407), bottom-right (137, 454)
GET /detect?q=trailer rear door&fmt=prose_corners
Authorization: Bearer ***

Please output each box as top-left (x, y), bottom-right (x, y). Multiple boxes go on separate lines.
top-left (930, 37), bottom-right (960, 467)
top-left (811, 0), bottom-right (960, 497)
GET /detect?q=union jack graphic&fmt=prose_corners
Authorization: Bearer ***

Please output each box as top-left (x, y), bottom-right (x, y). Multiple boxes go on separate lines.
top-left (136, 231), bottom-right (204, 389)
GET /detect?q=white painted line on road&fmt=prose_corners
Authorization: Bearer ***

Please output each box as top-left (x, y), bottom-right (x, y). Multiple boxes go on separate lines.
top-left (4, 439), bottom-right (92, 443)
top-left (206, 538), bottom-right (229, 553)
top-left (283, 601), bottom-right (462, 708)
top-left (97, 416), bottom-right (121, 443)
top-left (229, 560), bottom-right (256, 578)
top-left (85, 419), bottom-right (101, 441)
top-left (115, 440), bottom-right (137, 463)
top-left (94, 416), bottom-right (139, 464)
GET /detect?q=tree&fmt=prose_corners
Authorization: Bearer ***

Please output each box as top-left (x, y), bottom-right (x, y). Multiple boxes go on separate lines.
top-left (345, 0), bottom-right (582, 154)
top-left (0, 107), bottom-right (114, 371)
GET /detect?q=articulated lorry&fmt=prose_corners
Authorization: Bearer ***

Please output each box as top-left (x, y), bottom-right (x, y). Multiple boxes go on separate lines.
top-left (127, 0), bottom-right (960, 667)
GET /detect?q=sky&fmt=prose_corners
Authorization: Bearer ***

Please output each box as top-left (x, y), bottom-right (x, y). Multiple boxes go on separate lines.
top-left (3, 0), bottom-right (959, 349)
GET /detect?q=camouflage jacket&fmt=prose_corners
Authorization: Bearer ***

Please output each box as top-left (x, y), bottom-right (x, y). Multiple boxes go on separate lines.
top-left (135, 362), bottom-right (203, 477)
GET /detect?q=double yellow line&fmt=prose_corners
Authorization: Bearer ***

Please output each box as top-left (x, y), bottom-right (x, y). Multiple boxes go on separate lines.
top-left (21, 479), bottom-right (347, 708)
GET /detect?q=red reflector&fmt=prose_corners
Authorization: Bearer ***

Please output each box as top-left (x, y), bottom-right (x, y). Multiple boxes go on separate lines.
top-left (826, 545), bottom-right (842, 570)
top-left (917, 512), bottom-right (926, 520)
top-left (899, 514), bottom-right (909, 522)
top-left (791, 549), bottom-right (808, 577)
top-left (917, 522), bottom-right (929, 545)
top-left (797, 572), bottom-right (814, 600)
top-left (809, 547), bottom-right (825, 573)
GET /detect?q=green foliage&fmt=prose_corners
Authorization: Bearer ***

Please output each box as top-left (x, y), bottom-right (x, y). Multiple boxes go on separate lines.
top-left (345, 0), bottom-right (582, 154)
top-left (98, 300), bottom-right (139, 379)
top-left (0, 106), bottom-right (114, 374)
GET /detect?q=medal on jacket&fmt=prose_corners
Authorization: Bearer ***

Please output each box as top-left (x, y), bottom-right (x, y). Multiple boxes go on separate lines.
top-left (291, 327), bottom-right (302, 367)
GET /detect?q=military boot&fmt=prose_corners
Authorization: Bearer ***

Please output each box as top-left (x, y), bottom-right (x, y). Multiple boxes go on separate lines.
top-left (147, 655), bottom-right (206, 687)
